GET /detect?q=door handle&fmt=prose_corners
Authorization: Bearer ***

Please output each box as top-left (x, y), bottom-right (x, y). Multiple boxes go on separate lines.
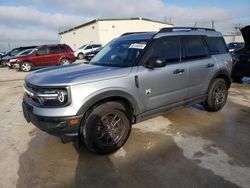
top-left (173, 69), bottom-right (185, 74)
top-left (206, 63), bottom-right (214, 68)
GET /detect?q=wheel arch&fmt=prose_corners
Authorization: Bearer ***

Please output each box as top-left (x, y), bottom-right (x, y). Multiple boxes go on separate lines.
top-left (208, 70), bottom-right (232, 90)
top-left (19, 60), bottom-right (34, 70)
top-left (59, 56), bottom-right (70, 63)
top-left (76, 90), bottom-right (140, 123)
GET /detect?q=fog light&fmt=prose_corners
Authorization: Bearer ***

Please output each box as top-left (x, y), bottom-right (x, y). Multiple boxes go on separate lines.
top-left (68, 119), bottom-right (79, 125)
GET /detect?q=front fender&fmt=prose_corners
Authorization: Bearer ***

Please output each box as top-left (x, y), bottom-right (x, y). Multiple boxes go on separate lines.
top-left (76, 89), bottom-right (140, 116)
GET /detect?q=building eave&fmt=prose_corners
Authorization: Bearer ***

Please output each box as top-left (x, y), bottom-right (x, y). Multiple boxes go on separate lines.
top-left (59, 17), bottom-right (173, 35)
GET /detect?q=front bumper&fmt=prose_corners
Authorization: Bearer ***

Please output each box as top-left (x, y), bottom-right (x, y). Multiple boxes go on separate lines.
top-left (22, 101), bottom-right (82, 137)
top-left (13, 63), bottom-right (20, 69)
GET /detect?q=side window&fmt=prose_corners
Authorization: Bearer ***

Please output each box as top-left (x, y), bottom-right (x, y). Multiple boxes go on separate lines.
top-left (37, 47), bottom-right (48, 55)
top-left (93, 45), bottom-right (101, 48)
top-left (60, 46), bottom-right (68, 52)
top-left (85, 45), bottom-right (93, 50)
top-left (183, 36), bottom-right (209, 60)
top-left (205, 37), bottom-right (228, 55)
top-left (148, 37), bottom-right (181, 63)
top-left (48, 46), bottom-right (61, 54)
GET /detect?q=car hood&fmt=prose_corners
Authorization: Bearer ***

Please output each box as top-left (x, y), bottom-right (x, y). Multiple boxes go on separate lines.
top-left (25, 63), bottom-right (132, 87)
top-left (241, 25), bottom-right (250, 47)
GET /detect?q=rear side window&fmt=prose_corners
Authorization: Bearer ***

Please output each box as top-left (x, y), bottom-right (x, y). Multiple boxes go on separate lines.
top-left (183, 36), bottom-right (209, 60)
top-left (48, 46), bottom-right (62, 54)
top-left (206, 37), bottom-right (227, 55)
top-left (148, 37), bottom-right (181, 63)
top-left (60, 46), bottom-right (68, 52)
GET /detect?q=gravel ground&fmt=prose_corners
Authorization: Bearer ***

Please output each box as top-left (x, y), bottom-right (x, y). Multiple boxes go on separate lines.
top-left (0, 67), bottom-right (250, 188)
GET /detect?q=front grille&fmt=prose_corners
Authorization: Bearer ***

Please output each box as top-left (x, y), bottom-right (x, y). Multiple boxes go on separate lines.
top-left (24, 81), bottom-right (40, 104)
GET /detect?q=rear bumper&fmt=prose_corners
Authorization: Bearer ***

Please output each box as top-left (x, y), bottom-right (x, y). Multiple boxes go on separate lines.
top-left (22, 101), bottom-right (82, 137)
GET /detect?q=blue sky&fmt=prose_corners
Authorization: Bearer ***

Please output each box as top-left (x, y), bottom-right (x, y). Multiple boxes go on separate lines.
top-left (0, 0), bottom-right (249, 51)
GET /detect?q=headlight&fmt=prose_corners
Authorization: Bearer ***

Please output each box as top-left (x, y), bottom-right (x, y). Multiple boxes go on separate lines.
top-left (37, 89), bottom-right (69, 106)
top-left (24, 86), bottom-right (70, 107)
top-left (9, 58), bottom-right (17, 63)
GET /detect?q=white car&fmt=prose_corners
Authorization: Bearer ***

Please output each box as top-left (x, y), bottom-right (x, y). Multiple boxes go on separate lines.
top-left (74, 44), bottom-right (102, 59)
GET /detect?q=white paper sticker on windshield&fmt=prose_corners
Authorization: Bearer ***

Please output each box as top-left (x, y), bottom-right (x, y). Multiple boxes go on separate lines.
top-left (129, 43), bottom-right (146, 49)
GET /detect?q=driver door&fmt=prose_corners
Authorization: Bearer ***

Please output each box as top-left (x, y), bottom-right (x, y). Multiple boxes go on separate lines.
top-left (137, 36), bottom-right (188, 112)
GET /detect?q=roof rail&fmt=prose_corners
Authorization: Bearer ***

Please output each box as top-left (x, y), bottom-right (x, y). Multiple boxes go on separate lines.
top-left (159, 27), bottom-right (215, 33)
top-left (120, 32), bottom-right (152, 36)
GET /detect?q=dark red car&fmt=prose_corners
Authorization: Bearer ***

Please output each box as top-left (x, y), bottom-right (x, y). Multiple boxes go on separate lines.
top-left (12, 44), bottom-right (76, 72)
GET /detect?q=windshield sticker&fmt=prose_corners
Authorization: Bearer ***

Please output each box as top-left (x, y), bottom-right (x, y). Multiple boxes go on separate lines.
top-left (129, 43), bottom-right (146, 49)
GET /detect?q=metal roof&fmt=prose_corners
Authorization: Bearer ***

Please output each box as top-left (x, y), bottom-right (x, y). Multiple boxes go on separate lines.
top-left (59, 17), bottom-right (173, 35)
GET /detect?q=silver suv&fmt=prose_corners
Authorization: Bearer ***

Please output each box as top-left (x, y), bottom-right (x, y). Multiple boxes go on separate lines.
top-left (22, 27), bottom-right (232, 154)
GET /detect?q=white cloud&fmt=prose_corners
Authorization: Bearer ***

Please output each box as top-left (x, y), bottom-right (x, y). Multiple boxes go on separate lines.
top-left (0, 1), bottom-right (249, 51)
top-left (0, 6), bottom-right (89, 31)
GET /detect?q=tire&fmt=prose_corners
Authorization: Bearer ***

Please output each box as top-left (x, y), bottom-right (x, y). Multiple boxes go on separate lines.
top-left (232, 76), bottom-right (243, 83)
top-left (20, 62), bottom-right (32, 72)
top-left (82, 102), bottom-right (131, 154)
top-left (60, 58), bottom-right (70, 65)
top-left (77, 53), bottom-right (84, 60)
top-left (203, 78), bottom-right (228, 112)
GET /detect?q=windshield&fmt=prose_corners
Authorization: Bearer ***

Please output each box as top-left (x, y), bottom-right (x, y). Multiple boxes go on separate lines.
top-left (90, 39), bottom-right (148, 67)
top-left (28, 48), bottom-right (37, 55)
top-left (79, 45), bottom-right (87, 49)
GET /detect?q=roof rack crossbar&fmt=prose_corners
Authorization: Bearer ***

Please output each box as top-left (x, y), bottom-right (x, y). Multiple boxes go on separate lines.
top-left (159, 27), bottom-right (215, 33)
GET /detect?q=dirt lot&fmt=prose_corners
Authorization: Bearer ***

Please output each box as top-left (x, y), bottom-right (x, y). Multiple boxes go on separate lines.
top-left (0, 67), bottom-right (250, 188)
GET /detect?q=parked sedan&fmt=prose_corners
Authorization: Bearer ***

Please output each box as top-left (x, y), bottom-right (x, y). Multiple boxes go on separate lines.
top-left (231, 25), bottom-right (250, 82)
top-left (0, 46), bottom-right (37, 67)
top-left (13, 44), bottom-right (76, 72)
top-left (84, 47), bottom-right (102, 61)
top-left (227, 42), bottom-right (244, 53)
top-left (74, 44), bottom-right (102, 59)
top-left (7, 48), bottom-right (35, 69)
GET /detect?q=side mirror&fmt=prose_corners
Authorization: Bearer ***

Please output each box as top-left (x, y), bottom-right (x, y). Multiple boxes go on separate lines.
top-left (146, 57), bottom-right (166, 69)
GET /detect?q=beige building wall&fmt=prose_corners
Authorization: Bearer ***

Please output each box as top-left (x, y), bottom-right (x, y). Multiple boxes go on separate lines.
top-left (98, 19), bottom-right (171, 45)
top-left (224, 35), bottom-right (244, 44)
top-left (59, 19), bottom-right (173, 50)
top-left (60, 22), bottom-right (100, 50)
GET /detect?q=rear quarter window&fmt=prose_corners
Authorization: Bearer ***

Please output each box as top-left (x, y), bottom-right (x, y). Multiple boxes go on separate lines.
top-left (183, 36), bottom-right (209, 60)
top-left (205, 37), bottom-right (228, 55)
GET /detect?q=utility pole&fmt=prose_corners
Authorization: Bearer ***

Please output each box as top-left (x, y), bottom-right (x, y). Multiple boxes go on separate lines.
top-left (8, 43), bottom-right (10, 50)
top-left (212, 20), bottom-right (214, 29)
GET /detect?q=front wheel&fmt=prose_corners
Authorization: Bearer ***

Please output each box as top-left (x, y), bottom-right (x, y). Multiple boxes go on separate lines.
top-left (203, 78), bottom-right (228, 112)
top-left (20, 62), bottom-right (32, 72)
top-left (81, 102), bottom-right (131, 154)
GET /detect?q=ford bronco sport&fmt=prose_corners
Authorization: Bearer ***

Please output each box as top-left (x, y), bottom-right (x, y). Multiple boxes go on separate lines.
top-left (22, 27), bottom-right (232, 154)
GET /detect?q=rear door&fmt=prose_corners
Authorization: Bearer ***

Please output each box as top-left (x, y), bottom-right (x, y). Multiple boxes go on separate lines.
top-left (47, 46), bottom-right (63, 65)
top-left (138, 36), bottom-right (188, 112)
top-left (182, 36), bottom-right (216, 100)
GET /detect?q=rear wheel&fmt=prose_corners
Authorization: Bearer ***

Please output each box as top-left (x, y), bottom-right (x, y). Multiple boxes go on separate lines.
top-left (203, 78), bottom-right (228, 112)
top-left (60, 58), bottom-right (70, 65)
top-left (20, 62), bottom-right (32, 72)
top-left (82, 102), bottom-right (131, 154)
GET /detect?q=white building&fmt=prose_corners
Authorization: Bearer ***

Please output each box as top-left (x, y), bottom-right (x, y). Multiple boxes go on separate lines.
top-left (223, 35), bottom-right (244, 44)
top-left (59, 18), bottom-right (173, 50)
